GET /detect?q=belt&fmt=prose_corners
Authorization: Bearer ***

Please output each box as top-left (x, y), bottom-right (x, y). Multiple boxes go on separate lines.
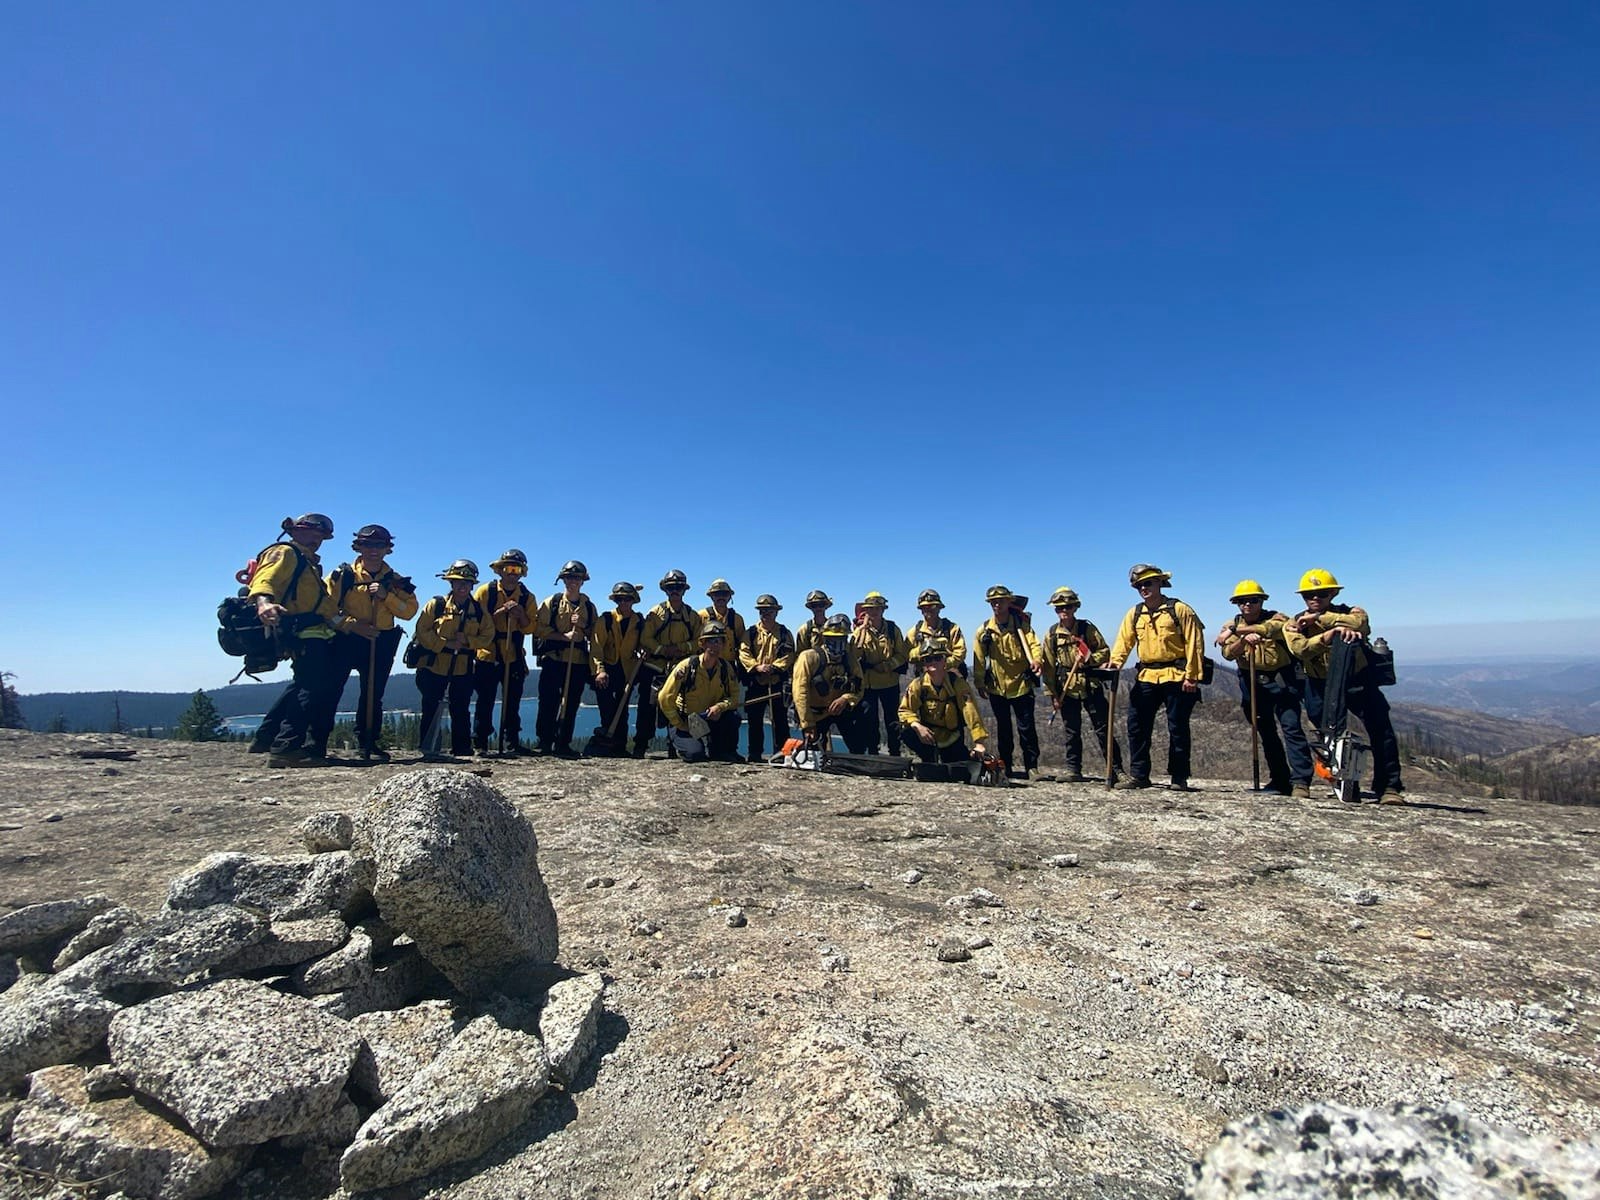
top-left (1138, 658), bottom-right (1184, 670)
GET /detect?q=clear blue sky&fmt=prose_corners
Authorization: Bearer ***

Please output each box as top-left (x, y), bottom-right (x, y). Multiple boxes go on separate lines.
top-left (4, 3), bottom-right (1596, 694)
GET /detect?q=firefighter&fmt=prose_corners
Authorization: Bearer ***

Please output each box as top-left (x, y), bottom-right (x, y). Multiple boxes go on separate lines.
top-left (533, 560), bottom-right (598, 758)
top-left (739, 594), bottom-right (795, 762)
top-left (973, 585), bottom-right (1044, 779)
top-left (1108, 564), bottom-right (1206, 791)
top-left (413, 559), bottom-right (495, 761)
top-left (1040, 586), bottom-right (1121, 783)
top-left (900, 637), bottom-right (989, 764)
top-left (657, 621), bottom-right (743, 763)
top-left (639, 570), bottom-right (704, 756)
top-left (852, 592), bottom-right (910, 754)
top-left (699, 580), bottom-right (746, 664)
top-left (1284, 569), bottom-right (1404, 803)
top-left (1216, 579), bottom-right (1312, 797)
top-left (324, 524), bottom-right (418, 762)
top-left (471, 549), bottom-right (537, 754)
top-left (791, 615), bottom-right (868, 752)
top-left (589, 582), bottom-right (646, 756)
top-left (794, 589), bottom-right (834, 653)
top-left (906, 589), bottom-right (968, 678)
top-left (249, 513), bottom-right (364, 767)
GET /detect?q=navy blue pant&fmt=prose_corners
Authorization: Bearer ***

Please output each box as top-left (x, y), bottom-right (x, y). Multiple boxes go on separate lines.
top-left (594, 662), bottom-right (649, 749)
top-left (536, 657), bottom-right (590, 750)
top-left (259, 638), bottom-right (341, 756)
top-left (808, 704), bottom-right (868, 754)
top-left (1126, 678), bottom-right (1199, 784)
top-left (1056, 686), bottom-right (1122, 775)
top-left (1303, 675), bottom-right (1404, 794)
top-left (668, 711), bottom-right (741, 763)
top-left (987, 693), bottom-right (1040, 772)
top-left (743, 672), bottom-right (790, 759)
top-left (418, 667), bottom-right (474, 756)
top-left (325, 628), bottom-right (403, 752)
top-left (1237, 665), bottom-right (1312, 789)
top-left (861, 685), bottom-right (903, 754)
top-left (473, 658), bottom-right (528, 748)
top-left (904, 732), bottom-right (972, 764)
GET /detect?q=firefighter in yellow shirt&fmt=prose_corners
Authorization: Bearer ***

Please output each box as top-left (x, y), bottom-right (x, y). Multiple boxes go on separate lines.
top-left (899, 637), bottom-right (989, 764)
top-left (413, 559), bottom-right (496, 761)
top-left (1216, 579), bottom-right (1312, 797)
top-left (1040, 586), bottom-right (1121, 783)
top-left (791, 615), bottom-right (868, 752)
top-left (639, 569), bottom-right (704, 753)
top-left (656, 621), bottom-right (743, 764)
top-left (1283, 568), bottom-right (1404, 803)
top-left (906, 589), bottom-right (968, 678)
top-left (739, 594), bottom-right (795, 762)
top-left (470, 549), bottom-right (537, 755)
top-left (324, 524), bottom-right (418, 762)
top-left (589, 582), bottom-right (647, 757)
top-left (794, 590), bottom-right (834, 653)
top-left (534, 560), bottom-right (599, 758)
top-left (699, 580), bottom-right (746, 664)
top-left (852, 592), bottom-right (910, 755)
top-left (248, 513), bottom-right (364, 767)
top-left (973, 585), bottom-right (1044, 779)
top-left (1108, 564), bottom-right (1206, 791)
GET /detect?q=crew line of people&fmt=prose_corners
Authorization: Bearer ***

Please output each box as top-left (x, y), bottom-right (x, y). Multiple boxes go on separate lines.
top-left (244, 516), bottom-right (1403, 802)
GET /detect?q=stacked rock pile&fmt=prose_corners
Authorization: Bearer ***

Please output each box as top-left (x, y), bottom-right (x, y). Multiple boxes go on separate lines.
top-left (0, 769), bottom-right (605, 1199)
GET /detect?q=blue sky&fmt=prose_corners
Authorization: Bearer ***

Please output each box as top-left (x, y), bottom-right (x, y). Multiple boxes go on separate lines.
top-left (3, 3), bottom-right (1597, 694)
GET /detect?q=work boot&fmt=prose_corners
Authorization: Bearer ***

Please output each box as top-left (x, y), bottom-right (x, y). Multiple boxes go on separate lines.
top-left (536, 742), bottom-right (555, 756)
top-left (1062, 771), bottom-right (1086, 783)
top-left (554, 745), bottom-right (580, 760)
top-left (247, 735), bottom-right (271, 755)
top-left (631, 740), bottom-right (648, 758)
top-left (1119, 776), bottom-right (1152, 790)
top-left (474, 737), bottom-right (490, 755)
top-left (268, 749), bottom-right (310, 769)
top-left (1290, 783), bottom-right (1311, 799)
top-left (1378, 790), bottom-right (1406, 805)
top-left (1169, 778), bottom-right (1196, 793)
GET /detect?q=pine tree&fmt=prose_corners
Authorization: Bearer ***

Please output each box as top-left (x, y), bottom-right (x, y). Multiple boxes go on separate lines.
top-left (174, 689), bottom-right (226, 742)
top-left (0, 671), bottom-right (24, 730)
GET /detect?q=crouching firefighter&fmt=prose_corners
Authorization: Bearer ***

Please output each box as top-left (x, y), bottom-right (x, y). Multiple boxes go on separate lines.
top-left (656, 621), bottom-right (743, 763)
top-left (899, 637), bottom-right (989, 765)
top-left (248, 513), bottom-right (367, 767)
top-left (472, 549), bottom-right (536, 755)
top-left (1041, 586), bottom-right (1122, 783)
top-left (1216, 579), bottom-right (1312, 797)
top-left (326, 524), bottom-right (418, 762)
top-left (974, 585), bottom-right (1044, 779)
top-left (791, 615), bottom-right (868, 753)
top-left (413, 560), bottom-right (495, 761)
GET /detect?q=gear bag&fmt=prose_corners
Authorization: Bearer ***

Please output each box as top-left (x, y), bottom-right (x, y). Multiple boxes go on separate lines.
top-left (217, 542), bottom-right (316, 680)
top-left (820, 751), bottom-right (912, 780)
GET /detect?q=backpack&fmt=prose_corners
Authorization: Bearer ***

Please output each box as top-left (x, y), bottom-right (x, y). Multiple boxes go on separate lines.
top-left (217, 542), bottom-right (313, 681)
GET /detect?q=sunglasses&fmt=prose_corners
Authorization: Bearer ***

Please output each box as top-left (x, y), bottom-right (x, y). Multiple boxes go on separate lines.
top-left (1302, 590), bottom-right (1335, 600)
top-left (1054, 604), bottom-right (1079, 611)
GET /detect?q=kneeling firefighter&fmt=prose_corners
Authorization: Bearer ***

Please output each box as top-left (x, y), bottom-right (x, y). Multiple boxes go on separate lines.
top-left (656, 620), bottom-right (743, 763)
top-left (899, 637), bottom-right (988, 766)
top-left (791, 614), bottom-right (868, 753)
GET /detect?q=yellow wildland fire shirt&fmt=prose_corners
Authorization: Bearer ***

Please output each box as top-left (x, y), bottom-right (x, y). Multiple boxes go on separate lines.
top-left (1110, 598), bottom-right (1205, 684)
top-left (471, 580), bottom-right (537, 665)
top-left (535, 592), bottom-right (598, 667)
top-left (791, 646), bottom-right (864, 731)
top-left (328, 561), bottom-right (419, 631)
top-left (852, 620), bottom-right (910, 690)
top-left (1283, 605), bottom-right (1370, 679)
top-left (414, 595), bottom-right (495, 676)
top-left (1218, 610), bottom-right (1294, 674)
top-left (656, 654), bottom-right (741, 732)
top-left (248, 543), bottom-right (342, 639)
top-left (642, 603), bottom-right (703, 672)
top-left (698, 605), bottom-right (747, 661)
top-left (739, 623), bottom-right (795, 678)
top-left (973, 618), bottom-right (1043, 699)
top-left (590, 610), bottom-right (644, 675)
top-left (907, 618), bottom-right (967, 674)
top-left (899, 674), bottom-right (988, 750)
top-left (794, 618), bottom-right (829, 654)
top-left (1041, 618), bottom-right (1111, 701)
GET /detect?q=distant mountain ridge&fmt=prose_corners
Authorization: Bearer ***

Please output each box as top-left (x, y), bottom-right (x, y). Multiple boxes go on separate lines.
top-left (1386, 660), bottom-right (1600, 733)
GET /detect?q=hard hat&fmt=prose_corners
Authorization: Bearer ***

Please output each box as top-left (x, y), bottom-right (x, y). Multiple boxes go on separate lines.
top-left (490, 548), bottom-right (528, 572)
top-left (916, 589), bottom-right (944, 608)
top-left (1048, 587), bottom-right (1081, 607)
top-left (805, 589), bottom-right (833, 608)
top-left (919, 636), bottom-right (951, 659)
top-left (660, 569), bottom-right (689, 590)
top-left (859, 591), bottom-right (888, 609)
top-left (352, 524), bottom-right (393, 549)
top-left (821, 615), bottom-right (852, 637)
top-left (706, 578), bottom-right (734, 597)
top-left (438, 559), bottom-right (479, 583)
top-left (609, 581), bottom-right (641, 602)
top-left (755, 594), bottom-right (781, 610)
top-left (1230, 579), bottom-right (1269, 603)
top-left (1129, 563), bottom-right (1171, 587)
top-left (557, 559), bottom-right (590, 582)
top-left (700, 620), bottom-right (727, 641)
top-left (1297, 568), bottom-right (1342, 595)
top-left (286, 513), bottom-right (334, 536)
top-left (985, 585), bottom-right (1016, 603)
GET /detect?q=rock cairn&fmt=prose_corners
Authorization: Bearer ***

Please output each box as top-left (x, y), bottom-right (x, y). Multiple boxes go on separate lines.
top-left (0, 769), bottom-right (605, 1199)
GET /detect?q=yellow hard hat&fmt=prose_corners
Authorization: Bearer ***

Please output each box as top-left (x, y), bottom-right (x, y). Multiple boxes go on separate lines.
top-left (1229, 580), bottom-right (1268, 603)
top-left (1297, 568), bottom-right (1342, 595)
top-left (859, 591), bottom-right (888, 609)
